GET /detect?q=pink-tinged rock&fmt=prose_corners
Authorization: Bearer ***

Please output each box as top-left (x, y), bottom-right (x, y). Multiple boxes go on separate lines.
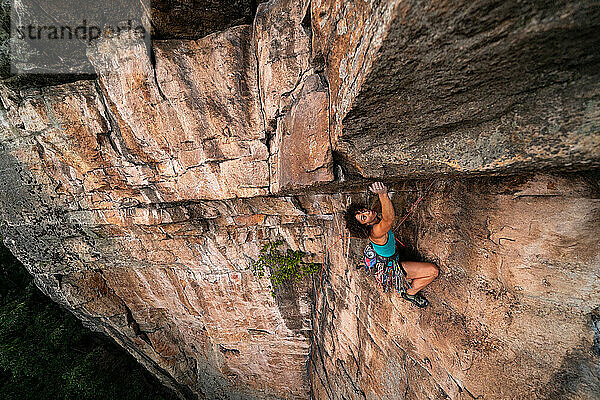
top-left (276, 74), bottom-right (333, 191)
top-left (0, 2), bottom-right (598, 400)
top-left (311, 0), bottom-right (399, 144)
top-left (233, 214), bottom-right (267, 226)
top-left (87, 27), bottom-right (269, 201)
top-left (311, 174), bottom-right (600, 399)
top-left (153, 28), bottom-right (264, 144)
top-left (255, 0), bottom-right (334, 192)
top-left (254, 0), bottom-right (311, 125)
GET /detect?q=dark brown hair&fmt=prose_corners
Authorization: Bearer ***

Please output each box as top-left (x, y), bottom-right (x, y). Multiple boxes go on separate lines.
top-left (344, 203), bottom-right (373, 239)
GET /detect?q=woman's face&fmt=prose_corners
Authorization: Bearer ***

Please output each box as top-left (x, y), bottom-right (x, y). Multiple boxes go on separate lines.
top-left (355, 209), bottom-right (377, 225)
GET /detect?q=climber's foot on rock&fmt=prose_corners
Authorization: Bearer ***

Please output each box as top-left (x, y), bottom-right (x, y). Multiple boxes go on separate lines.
top-left (401, 292), bottom-right (429, 308)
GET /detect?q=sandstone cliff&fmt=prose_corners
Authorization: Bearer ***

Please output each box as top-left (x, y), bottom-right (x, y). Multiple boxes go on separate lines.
top-left (0, 0), bottom-right (598, 399)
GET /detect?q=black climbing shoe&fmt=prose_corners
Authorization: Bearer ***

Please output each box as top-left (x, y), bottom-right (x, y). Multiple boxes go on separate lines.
top-left (401, 292), bottom-right (429, 308)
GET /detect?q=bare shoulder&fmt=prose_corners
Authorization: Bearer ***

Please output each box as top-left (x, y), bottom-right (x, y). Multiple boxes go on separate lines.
top-left (370, 221), bottom-right (389, 240)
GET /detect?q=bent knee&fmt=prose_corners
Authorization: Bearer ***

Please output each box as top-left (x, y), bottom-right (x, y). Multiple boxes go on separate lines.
top-left (430, 264), bottom-right (439, 278)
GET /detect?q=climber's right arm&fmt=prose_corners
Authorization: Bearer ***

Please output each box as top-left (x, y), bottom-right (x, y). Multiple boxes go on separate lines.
top-left (369, 182), bottom-right (395, 239)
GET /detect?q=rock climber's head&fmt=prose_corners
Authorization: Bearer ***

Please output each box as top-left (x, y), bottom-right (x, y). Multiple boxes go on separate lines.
top-left (344, 203), bottom-right (377, 238)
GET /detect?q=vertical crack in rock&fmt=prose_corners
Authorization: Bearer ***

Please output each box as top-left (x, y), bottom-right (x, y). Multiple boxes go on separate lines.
top-left (311, 299), bottom-right (334, 399)
top-left (149, 45), bottom-right (169, 102)
top-left (300, 3), bottom-right (312, 43)
top-left (92, 79), bottom-right (132, 162)
top-left (336, 358), bottom-right (366, 399)
top-left (252, 16), bottom-right (271, 193)
top-left (304, 2), bottom-right (338, 186)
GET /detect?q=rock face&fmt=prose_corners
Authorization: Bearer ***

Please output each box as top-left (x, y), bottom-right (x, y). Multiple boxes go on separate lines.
top-left (333, 0), bottom-right (600, 178)
top-left (0, 0), bottom-right (599, 399)
top-left (0, 20), bottom-right (323, 398)
top-left (254, 0), bottom-right (333, 192)
top-left (88, 26), bottom-right (269, 201)
top-left (311, 174), bottom-right (600, 399)
top-left (150, 0), bottom-right (260, 39)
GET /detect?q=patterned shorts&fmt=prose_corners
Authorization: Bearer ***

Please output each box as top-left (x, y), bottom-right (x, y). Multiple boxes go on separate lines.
top-left (363, 242), bottom-right (409, 294)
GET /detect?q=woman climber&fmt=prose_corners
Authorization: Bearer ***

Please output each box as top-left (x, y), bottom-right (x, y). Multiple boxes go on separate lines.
top-left (344, 182), bottom-right (439, 307)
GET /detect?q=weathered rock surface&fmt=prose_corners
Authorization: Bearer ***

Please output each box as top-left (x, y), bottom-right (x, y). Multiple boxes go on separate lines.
top-left (0, 0), bottom-right (599, 399)
top-left (311, 174), bottom-right (600, 399)
top-left (88, 26), bottom-right (270, 201)
top-left (332, 0), bottom-right (600, 177)
top-left (0, 124), bottom-right (326, 398)
top-left (150, 0), bottom-right (260, 39)
top-left (254, 0), bottom-right (333, 192)
top-left (310, 0), bottom-right (399, 146)
top-left (0, 20), bottom-right (321, 399)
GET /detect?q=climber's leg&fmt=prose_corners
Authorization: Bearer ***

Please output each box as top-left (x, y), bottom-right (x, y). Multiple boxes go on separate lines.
top-left (401, 261), bottom-right (439, 295)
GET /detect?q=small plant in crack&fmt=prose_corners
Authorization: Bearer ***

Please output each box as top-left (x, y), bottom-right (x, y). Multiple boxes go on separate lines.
top-left (247, 240), bottom-right (320, 297)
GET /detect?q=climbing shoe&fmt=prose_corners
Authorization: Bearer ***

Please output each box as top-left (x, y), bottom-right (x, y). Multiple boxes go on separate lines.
top-left (401, 292), bottom-right (429, 308)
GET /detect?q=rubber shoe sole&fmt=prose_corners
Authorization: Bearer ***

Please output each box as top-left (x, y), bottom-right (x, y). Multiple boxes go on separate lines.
top-left (401, 292), bottom-right (429, 308)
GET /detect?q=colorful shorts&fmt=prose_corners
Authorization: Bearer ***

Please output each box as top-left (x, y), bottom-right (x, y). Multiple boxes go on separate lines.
top-left (363, 242), bottom-right (409, 294)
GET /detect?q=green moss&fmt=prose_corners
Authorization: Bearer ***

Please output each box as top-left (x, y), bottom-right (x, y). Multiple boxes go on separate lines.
top-left (248, 240), bottom-right (320, 297)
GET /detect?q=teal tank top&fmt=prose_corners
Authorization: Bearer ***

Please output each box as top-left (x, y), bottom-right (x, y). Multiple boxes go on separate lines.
top-left (369, 230), bottom-right (396, 257)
